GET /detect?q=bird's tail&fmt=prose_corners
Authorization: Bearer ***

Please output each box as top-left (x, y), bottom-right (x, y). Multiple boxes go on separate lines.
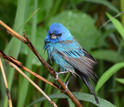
top-left (80, 75), bottom-right (100, 104)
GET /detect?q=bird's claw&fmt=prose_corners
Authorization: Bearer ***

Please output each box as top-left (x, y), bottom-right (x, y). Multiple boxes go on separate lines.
top-left (54, 72), bottom-right (71, 92)
top-left (65, 79), bottom-right (70, 86)
top-left (63, 82), bottom-right (69, 92)
top-left (58, 82), bottom-right (69, 92)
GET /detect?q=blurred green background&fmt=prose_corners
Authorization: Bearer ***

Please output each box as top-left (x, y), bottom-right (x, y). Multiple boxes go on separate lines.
top-left (0, 0), bottom-right (124, 107)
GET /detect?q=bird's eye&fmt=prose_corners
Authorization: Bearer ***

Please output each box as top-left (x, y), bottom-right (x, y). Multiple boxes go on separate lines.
top-left (57, 33), bottom-right (62, 36)
top-left (49, 33), bottom-right (53, 36)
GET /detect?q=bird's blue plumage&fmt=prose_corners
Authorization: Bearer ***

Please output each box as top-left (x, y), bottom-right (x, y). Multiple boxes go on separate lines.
top-left (44, 23), bottom-right (84, 72)
top-left (43, 23), bottom-right (99, 104)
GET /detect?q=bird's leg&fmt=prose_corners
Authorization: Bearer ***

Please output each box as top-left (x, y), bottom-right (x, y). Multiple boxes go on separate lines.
top-left (63, 74), bottom-right (72, 92)
top-left (54, 71), bottom-right (70, 80)
top-left (54, 71), bottom-right (71, 92)
top-left (56, 73), bottom-right (72, 92)
top-left (58, 71), bottom-right (70, 75)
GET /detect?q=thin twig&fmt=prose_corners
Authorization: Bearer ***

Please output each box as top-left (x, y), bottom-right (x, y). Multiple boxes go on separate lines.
top-left (100, 11), bottom-right (124, 29)
top-left (8, 61), bottom-right (57, 107)
top-left (0, 20), bottom-right (83, 107)
top-left (23, 66), bottom-right (64, 92)
top-left (0, 20), bottom-right (27, 43)
top-left (0, 58), bottom-right (12, 107)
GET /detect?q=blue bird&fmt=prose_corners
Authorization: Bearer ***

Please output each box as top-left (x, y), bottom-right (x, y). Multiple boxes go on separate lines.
top-left (44, 23), bottom-right (99, 104)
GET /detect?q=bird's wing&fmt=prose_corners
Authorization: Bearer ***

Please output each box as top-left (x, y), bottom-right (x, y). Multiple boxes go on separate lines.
top-left (56, 41), bottom-right (97, 81)
top-left (56, 40), bottom-right (99, 104)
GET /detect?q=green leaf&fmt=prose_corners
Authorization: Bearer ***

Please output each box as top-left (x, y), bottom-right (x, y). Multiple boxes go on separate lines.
top-left (92, 50), bottom-right (120, 62)
top-left (95, 62), bottom-right (124, 93)
top-left (116, 78), bottom-right (124, 84)
top-left (26, 92), bottom-right (116, 107)
top-left (84, 0), bottom-right (119, 13)
top-left (49, 11), bottom-right (102, 51)
top-left (107, 13), bottom-right (124, 38)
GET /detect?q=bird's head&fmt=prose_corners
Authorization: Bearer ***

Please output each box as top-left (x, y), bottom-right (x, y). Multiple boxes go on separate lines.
top-left (44, 23), bottom-right (73, 43)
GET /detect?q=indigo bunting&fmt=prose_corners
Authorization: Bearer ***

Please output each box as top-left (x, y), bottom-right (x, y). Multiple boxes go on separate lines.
top-left (44, 23), bottom-right (99, 104)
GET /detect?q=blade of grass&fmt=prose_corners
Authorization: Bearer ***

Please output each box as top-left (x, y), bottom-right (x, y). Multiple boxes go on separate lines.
top-left (95, 62), bottom-right (124, 93)
top-left (106, 13), bottom-right (124, 38)
top-left (46, 0), bottom-right (61, 25)
top-left (17, 0), bottom-right (38, 107)
top-left (121, 0), bottom-right (124, 26)
top-left (108, 2), bottom-right (124, 105)
top-left (116, 78), bottom-right (124, 84)
top-left (3, 0), bottom-right (27, 107)
top-left (17, 8), bottom-right (40, 31)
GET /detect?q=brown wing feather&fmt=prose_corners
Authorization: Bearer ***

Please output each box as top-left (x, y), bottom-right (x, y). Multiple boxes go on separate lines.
top-left (56, 49), bottom-right (97, 81)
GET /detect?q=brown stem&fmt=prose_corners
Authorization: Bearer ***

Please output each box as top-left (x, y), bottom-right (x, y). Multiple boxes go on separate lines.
top-left (0, 20), bottom-right (83, 107)
top-left (0, 58), bottom-right (12, 107)
top-left (8, 61), bottom-right (57, 107)
top-left (95, 6), bottom-right (107, 27)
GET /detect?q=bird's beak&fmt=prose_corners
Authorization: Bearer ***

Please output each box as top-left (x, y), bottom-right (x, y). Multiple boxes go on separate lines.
top-left (51, 33), bottom-right (57, 39)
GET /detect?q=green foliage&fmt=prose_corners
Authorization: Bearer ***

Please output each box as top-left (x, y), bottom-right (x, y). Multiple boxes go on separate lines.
top-left (107, 13), bottom-right (124, 39)
top-left (116, 78), bottom-right (124, 84)
top-left (92, 50), bottom-right (117, 62)
top-left (84, 0), bottom-right (119, 13)
top-left (0, 0), bottom-right (124, 107)
top-left (2, 0), bottom-right (27, 107)
top-left (17, 1), bottom-right (38, 107)
top-left (95, 62), bottom-right (124, 94)
top-left (27, 93), bottom-right (116, 107)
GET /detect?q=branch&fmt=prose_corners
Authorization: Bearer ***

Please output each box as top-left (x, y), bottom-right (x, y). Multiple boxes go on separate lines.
top-left (0, 49), bottom-right (63, 92)
top-left (0, 58), bottom-right (12, 107)
top-left (0, 20), bottom-right (83, 107)
top-left (7, 59), bottom-right (57, 107)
